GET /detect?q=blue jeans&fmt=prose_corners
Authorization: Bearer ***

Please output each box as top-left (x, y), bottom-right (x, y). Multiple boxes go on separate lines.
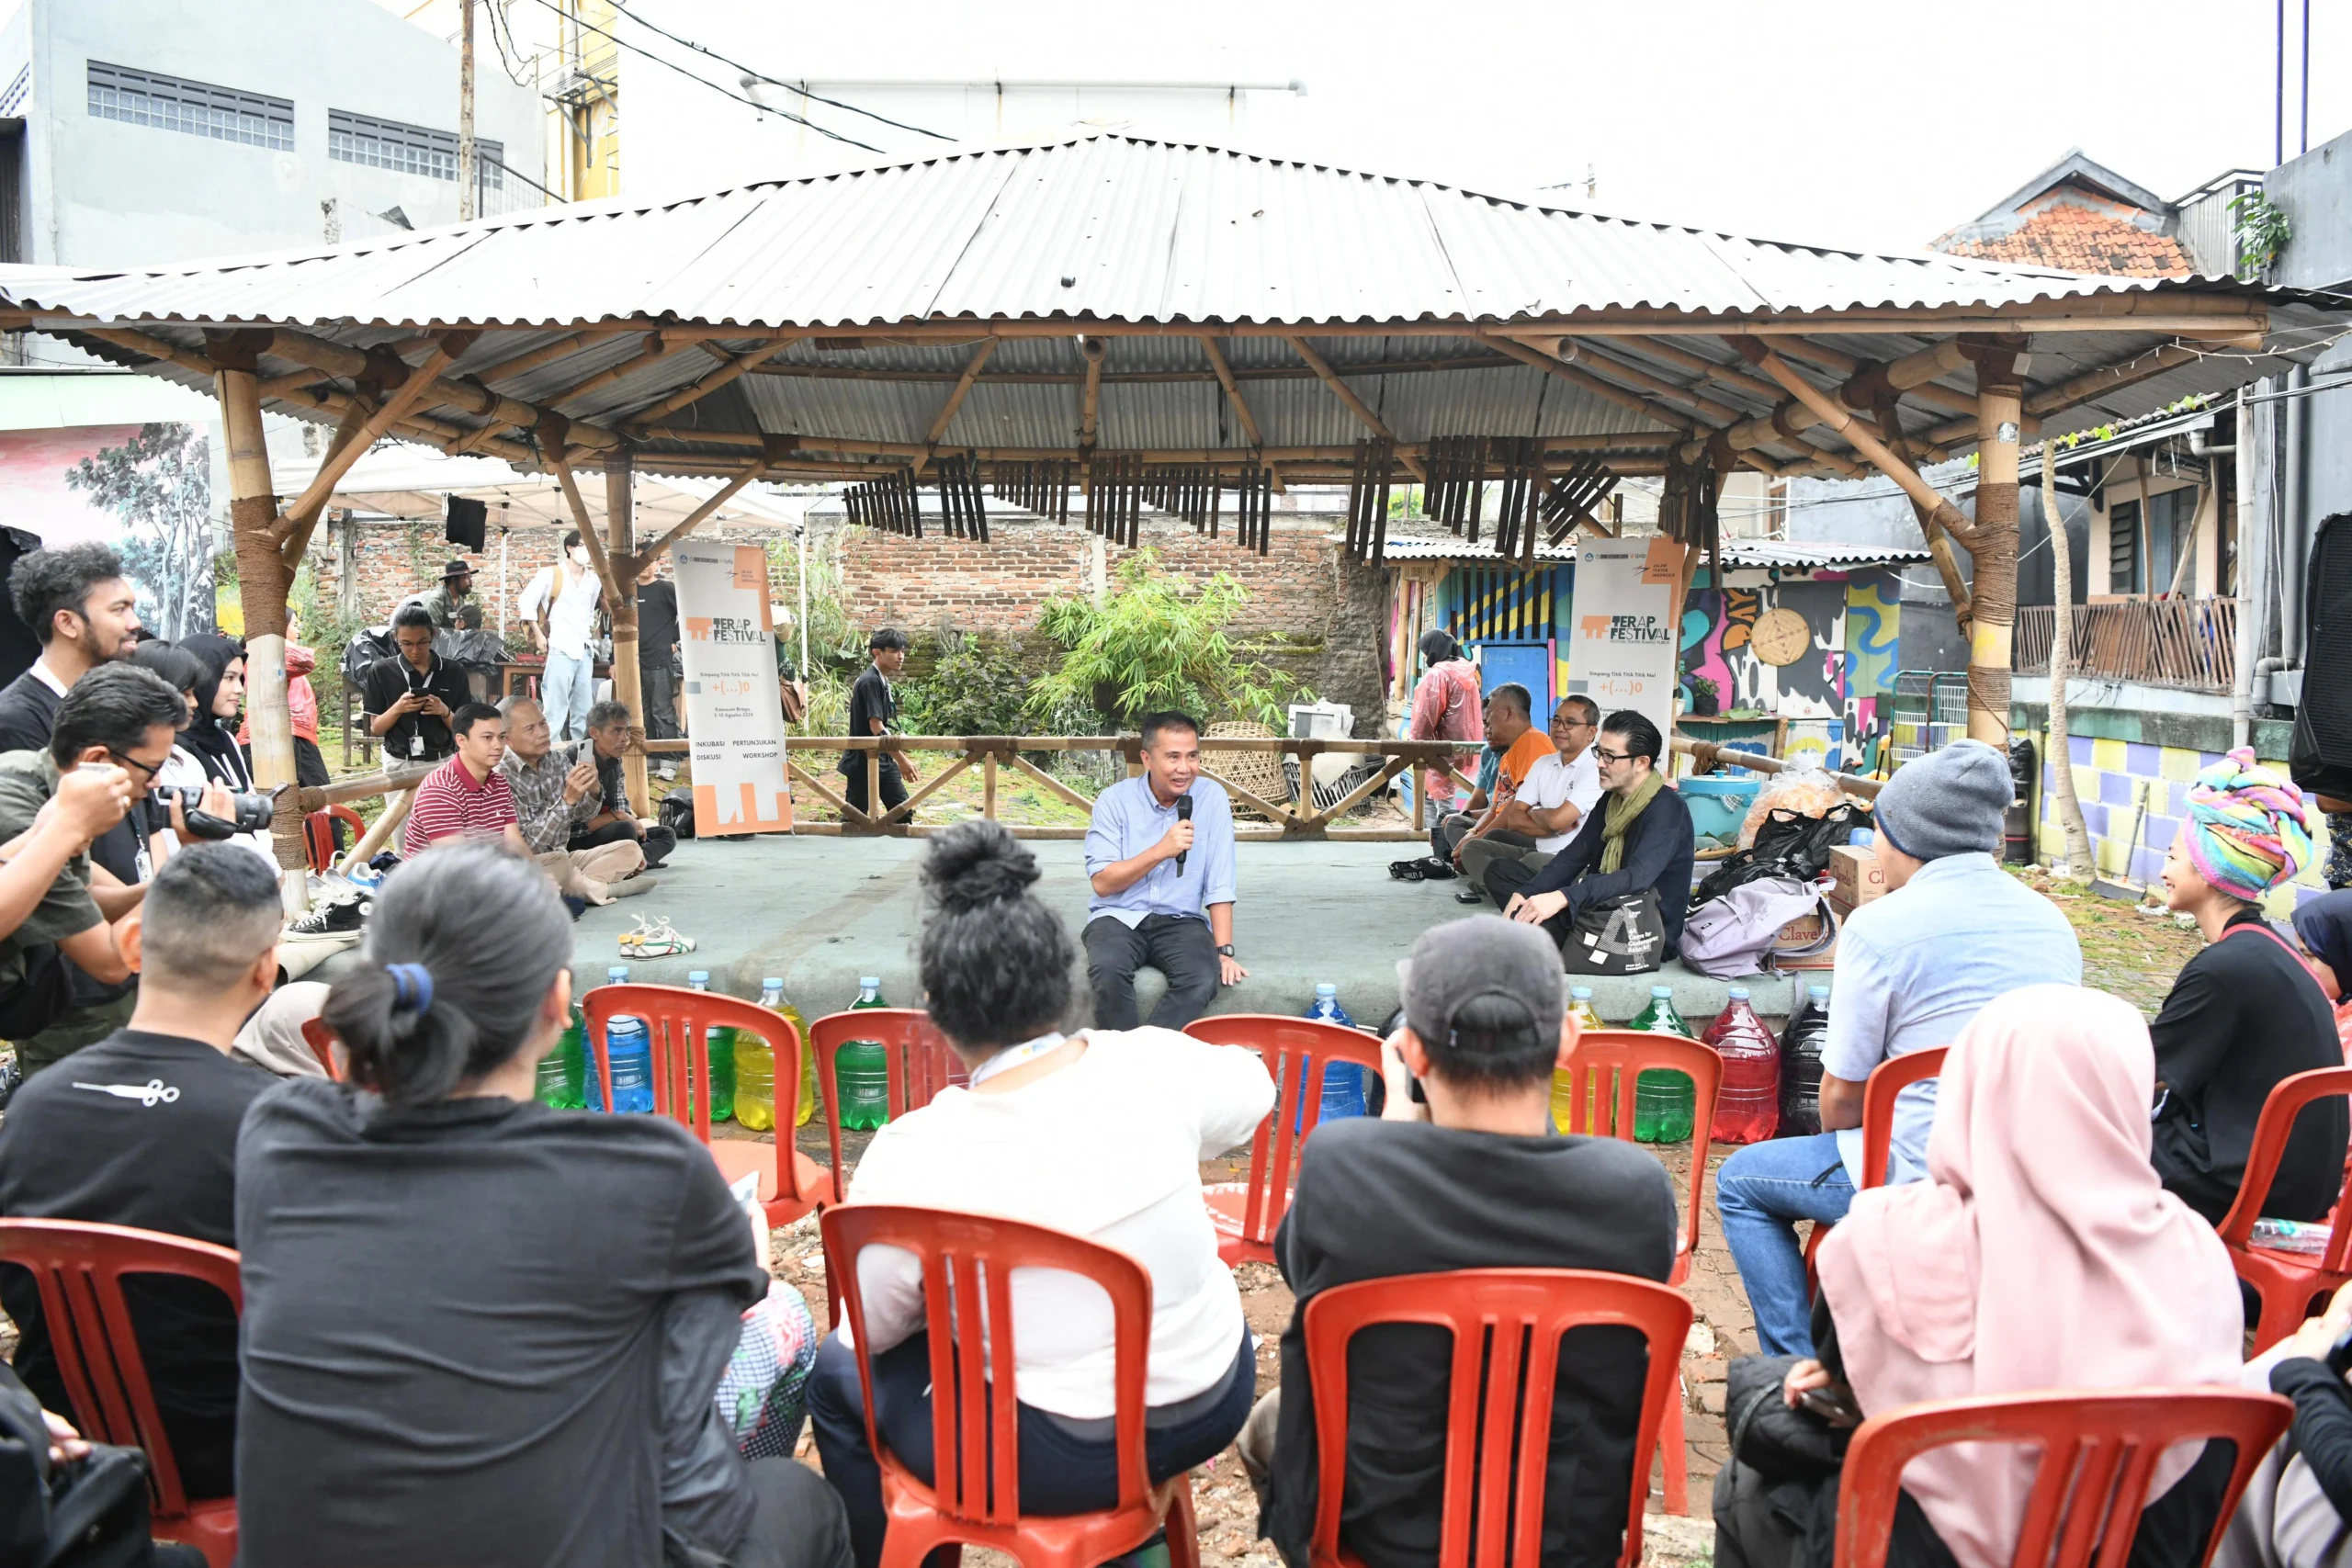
top-left (542, 649), bottom-right (594, 739)
top-left (1713, 1132), bottom-right (1854, 1357)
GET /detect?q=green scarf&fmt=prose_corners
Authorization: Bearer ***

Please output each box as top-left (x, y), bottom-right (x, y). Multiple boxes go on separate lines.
top-left (1600, 770), bottom-right (1665, 874)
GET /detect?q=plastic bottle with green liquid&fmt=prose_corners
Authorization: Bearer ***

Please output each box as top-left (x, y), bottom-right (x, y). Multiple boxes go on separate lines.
top-left (1548, 986), bottom-right (1606, 1134)
top-left (1630, 985), bottom-right (1696, 1144)
top-left (536, 998), bottom-right (587, 1110)
top-left (835, 977), bottom-right (893, 1132)
top-left (684, 972), bottom-right (735, 1123)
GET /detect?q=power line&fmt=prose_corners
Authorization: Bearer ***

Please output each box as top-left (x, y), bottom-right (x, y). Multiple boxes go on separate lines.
top-left (601, 0), bottom-right (953, 141)
top-left (515, 0), bottom-right (885, 154)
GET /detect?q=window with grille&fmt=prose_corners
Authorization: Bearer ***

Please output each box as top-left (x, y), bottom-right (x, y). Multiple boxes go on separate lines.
top-left (328, 108), bottom-right (501, 186)
top-left (87, 61), bottom-right (292, 151)
top-left (2109, 499), bottom-right (2141, 593)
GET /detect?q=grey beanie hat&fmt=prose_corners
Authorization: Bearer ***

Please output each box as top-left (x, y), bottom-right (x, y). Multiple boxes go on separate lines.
top-left (1874, 739), bottom-right (2014, 862)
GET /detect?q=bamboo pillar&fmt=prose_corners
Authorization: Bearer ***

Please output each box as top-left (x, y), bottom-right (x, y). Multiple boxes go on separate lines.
top-left (604, 448), bottom-right (649, 817)
top-left (1968, 363), bottom-right (2024, 745)
top-left (212, 345), bottom-right (307, 871)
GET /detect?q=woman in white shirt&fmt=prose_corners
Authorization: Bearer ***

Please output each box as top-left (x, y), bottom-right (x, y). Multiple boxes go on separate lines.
top-left (808, 820), bottom-right (1272, 1568)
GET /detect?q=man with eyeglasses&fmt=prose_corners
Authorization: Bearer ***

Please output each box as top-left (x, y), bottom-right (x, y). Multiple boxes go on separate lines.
top-left (1462, 695), bottom-right (1604, 906)
top-left (0, 665), bottom-right (233, 1074)
top-left (1500, 709), bottom-right (1696, 959)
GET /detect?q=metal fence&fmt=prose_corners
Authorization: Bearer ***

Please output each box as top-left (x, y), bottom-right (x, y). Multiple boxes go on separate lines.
top-left (2012, 598), bottom-right (2238, 694)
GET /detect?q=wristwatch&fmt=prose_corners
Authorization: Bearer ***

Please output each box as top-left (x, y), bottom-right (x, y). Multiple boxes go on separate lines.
top-left (1216, 944), bottom-right (1236, 957)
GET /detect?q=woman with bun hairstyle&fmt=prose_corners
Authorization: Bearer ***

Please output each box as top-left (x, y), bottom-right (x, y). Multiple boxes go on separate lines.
top-left (808, 820), bottom-right (1274, 1568)
top-left (232, 841), bottom-right (852, 1568)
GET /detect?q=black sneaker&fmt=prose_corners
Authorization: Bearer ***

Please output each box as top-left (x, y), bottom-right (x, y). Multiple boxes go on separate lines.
top-left (287, 896), bottom-right (369, 937)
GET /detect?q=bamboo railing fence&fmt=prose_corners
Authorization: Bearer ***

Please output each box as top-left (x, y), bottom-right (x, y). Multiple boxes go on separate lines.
top-left (2011, 598), bottom-right (2236, 694)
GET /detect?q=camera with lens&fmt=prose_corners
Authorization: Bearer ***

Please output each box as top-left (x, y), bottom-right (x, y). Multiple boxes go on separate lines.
top-left (155, 784), bottom-right (277, 841)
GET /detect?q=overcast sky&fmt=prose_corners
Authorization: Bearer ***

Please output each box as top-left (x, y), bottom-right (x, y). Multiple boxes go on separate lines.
top-left (625, 0), bottom-right (2345, 254)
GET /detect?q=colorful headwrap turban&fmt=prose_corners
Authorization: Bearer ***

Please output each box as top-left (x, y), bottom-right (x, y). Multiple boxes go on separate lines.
top-left (2182, 747), bottom-right (2316, 902)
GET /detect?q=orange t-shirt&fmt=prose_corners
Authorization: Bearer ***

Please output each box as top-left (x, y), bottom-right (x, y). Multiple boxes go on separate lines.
top-left (1496, 728), bottom-right (1553, 794)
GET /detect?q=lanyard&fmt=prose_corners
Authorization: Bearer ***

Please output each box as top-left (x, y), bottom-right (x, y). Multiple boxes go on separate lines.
top-left (966, 1031), bottom-right (1069, 1089)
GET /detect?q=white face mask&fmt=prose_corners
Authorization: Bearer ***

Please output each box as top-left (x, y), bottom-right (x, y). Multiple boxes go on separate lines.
top-left (570, 547), bottom-right (591, 569)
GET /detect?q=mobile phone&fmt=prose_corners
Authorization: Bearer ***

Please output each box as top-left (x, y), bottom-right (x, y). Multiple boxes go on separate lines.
top-left (1799, 1383), bottom-right (1861, 1424)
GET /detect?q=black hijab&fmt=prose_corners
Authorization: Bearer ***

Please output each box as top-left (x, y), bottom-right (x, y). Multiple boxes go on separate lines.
top-left (1419, 628), bottom-right (1464, 668)
top-left (178, 633), bottom-right (254, 789)
top-left (2294, 890), bottom-right (2352, 1003)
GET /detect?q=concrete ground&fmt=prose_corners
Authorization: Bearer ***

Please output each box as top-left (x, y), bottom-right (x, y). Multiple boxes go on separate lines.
top-left (579, 833), bottom-right (1810, 1025)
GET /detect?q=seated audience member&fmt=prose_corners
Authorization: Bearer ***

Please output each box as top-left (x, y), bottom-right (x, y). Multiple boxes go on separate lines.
top-left (1407, 629), bottom-right (1484, 829)
top-left (1713, 739), bottom-right (2082, 1355)
top-left (1430, 684), bottom-right (1549, 894)
top-left (0, 543), bottom-right (142, 758)
top-left (1463, 694), bottom-right (1604, 903)
top-left (1714, 987), bottom-right (2244, 1568)
top-left (232, 980), bottom-right (332, 1078)
top-left (2150, 750), bottom-right (2342, 1225)
top-left (808, 821), bottom-right (1272, 1568)
top-left (499, 696), bottom-right (648, 904)
top-left (1241, 916), bottom-right (1677, 1568)
top-left (170, 634), bottom-right (276, 871)
top-left (129, 640), bottom-right (211, 870)
top-left (364, 604), bottom-right (471, 767)
top-left (233, 843), bottom-right (851, 1568)
top-left (575, 701), bottom-right (674, 868)
top-left (0, 666), bottom-right (226, 1074)
top-left (1501, 710), bottom-right (1696, 955)
top-left (2223, 1281), bottom-right (2352, 1568)
top-left (401, 703), bottom-right (527, 860)
top-left (0, 844), bottom-right (281, 1502)
top-left (2290, 890), bottom-right (2352, 1055)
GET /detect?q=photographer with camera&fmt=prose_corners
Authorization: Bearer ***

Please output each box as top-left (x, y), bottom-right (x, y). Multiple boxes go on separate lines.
top-left (0, 665), bottom-right (235, 1074)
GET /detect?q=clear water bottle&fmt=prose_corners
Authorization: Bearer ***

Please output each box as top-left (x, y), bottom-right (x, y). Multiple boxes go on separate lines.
top-left (836, 977), bottom-right (892, 1132)
top-left (1779, 985), bottom-right (1832, 1138)
top-left (603, 1015), bottom-right (656, 1115)
top-left (1551, 986), bottom-right (1605, 1133)
top-left (1629, 985), bottom-right (1695, 1144)
top-left (535, 1000), bottom-right (586, 1110)
top-left (1704, 987), bottom-right (1781, 1145)
top-left (585, 964), bottom-right (629, 1112)
top-left (1295, 983), bottom-right (1368, 1129)
top-left (733, 978), bottom-right (781, 1132)
top-left (685, 971), bottom-right (736, 1123)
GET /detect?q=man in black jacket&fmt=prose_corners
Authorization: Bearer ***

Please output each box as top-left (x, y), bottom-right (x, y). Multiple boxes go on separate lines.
top-left (1495, 709), bottom-right (1696, 957)
top-left (1242, 917), bottom-right (1677, 1568)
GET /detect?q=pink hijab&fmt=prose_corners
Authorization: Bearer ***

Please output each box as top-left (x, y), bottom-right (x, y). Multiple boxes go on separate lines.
top-left (1816, 985), bottom-right (2243, 1568)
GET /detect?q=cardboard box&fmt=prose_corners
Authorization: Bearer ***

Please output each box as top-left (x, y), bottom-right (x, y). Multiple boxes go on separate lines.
top-left (1771, 905), bottom-right (1839, 971)
top-left (1829, 844), bottom-right (1886, 908)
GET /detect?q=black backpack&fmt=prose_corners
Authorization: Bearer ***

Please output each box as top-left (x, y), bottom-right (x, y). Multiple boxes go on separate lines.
top-left (1691, 800), bottom-right (1874, 908)
top-left (0, 1362), bottom-right (165, 1568)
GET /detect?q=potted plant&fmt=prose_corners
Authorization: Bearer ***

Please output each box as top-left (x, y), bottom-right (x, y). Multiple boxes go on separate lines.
top-left (1685, 673), bottom-right (1721, 716)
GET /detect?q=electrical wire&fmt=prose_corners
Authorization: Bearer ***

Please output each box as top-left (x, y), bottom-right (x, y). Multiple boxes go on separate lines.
top-left (601, 0), bottom-right (953, 141)
top-left (514, 0), bottom-right (885, 154)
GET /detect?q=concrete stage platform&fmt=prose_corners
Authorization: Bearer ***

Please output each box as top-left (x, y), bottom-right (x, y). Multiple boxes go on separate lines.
top-left (577, 834), bottom-right (1811, 1028)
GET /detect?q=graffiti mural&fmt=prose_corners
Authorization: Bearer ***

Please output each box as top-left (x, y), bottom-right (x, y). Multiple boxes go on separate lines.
top-left (64, 423), bottom-right (217, 640)
top-left (1843, 570), bottom-right (1900, 741)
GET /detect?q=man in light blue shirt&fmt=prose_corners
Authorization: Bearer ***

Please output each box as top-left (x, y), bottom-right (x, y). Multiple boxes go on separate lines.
top-left (1713, 739), bottom-right (2081, 1355)
top-left (1082, 710), bottom-right (1247, 1030)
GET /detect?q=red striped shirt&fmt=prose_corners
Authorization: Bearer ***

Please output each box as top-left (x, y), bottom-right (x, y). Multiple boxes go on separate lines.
top-left (402, 754), bottom-right (517, 858)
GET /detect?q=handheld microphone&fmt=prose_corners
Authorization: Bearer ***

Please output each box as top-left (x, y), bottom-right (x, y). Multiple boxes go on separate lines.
top-left (1174, 794), bottom-right (1193, 873)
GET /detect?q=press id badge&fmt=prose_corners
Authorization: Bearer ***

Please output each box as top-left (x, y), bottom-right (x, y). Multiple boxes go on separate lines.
top-left (409, 730), bottom-right (424, 759)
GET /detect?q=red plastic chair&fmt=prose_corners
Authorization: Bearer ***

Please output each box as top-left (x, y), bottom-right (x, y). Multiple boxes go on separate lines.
top-left (820, 1204), bottom-right (1202, 1568)
top-left (584, 983), bottom-right (838, 1226)
top-left (1552, 1028), bottom-right (1722, 1516)
top-left (0, 1219), bottom-right (243, 1568)
top-left (1832, 1389), bottom-right (2291, 1568)
top-left (298, 1016), bottom-right (343, 1080)
top-left (2216, 1066), bottom-right (2352, 1351)
top-left (1803, 1046), bottom-right (1950, 1284)
top-left (301, 805), bottom-right (366, 873)
top-left (809, 1008), bottom-right (968, 1193)
top-left (1302, 1269), bottom-right (1692, 1568)
top-left (1182, 1015), bottom-right (1387, 1267)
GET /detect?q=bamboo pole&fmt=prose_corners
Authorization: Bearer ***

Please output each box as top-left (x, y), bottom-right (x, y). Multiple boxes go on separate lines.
top-left (1966, 359), bottom-right (2025, 745)
top-left (1193, 763), bottom-right (1298, 829)
top-left (550, 333), bottom-right (672, 412)
top-left (636, 468), bottom-right (763, 567)
top-left (1286, 335), bottom-right (1430, 480)
top-left (1004, 752), bottom-right (1097, 814)
top-left (1734, 338), bottom-right (1978, 541)
top-left (604, 449), bottom-right (650, 817)
top-left (212, 349), bottom-right (307, 872)
top-left (542, 440), bottom-right (624, 603)
top-left (2042, 455), bottom-right (2093, 880)
top-left (786, 760), bottom-right (863, 824)
top-left (1925, 344), bottom-right (2203, 447)
top-left (917, 339), bottom-right (997, 469)
top-left (1197, 335), bottom-right (1264, 448)
top-left (623, 339), bottom-right (796, 428)
top-left (338, 789), bottom-right (413, 874)
top-left (274, 341), bottom-right (461, 537)
top-left (1477, 333), bottom-right (1688, 434)
top-left (1078, 335), bottom-right (1104, 464)
top-left (982, 748), bottom-right (997, 820)
top-left (262, 327), bottom-right (625, 451)
top-left (870, 752), bottom-right (974, 826)
top-left (2163, 479), bottom-right (2208, 599)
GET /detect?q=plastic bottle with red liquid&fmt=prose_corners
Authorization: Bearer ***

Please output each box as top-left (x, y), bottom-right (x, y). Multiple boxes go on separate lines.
top-left (1702, 987), bottom-right (1780, 1145)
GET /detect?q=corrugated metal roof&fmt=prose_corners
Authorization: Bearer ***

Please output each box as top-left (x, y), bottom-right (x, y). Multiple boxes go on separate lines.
top-left (1345, 535), bottom-right (1927, 570)
top-left (0, 130), bottom-right (2333, 483)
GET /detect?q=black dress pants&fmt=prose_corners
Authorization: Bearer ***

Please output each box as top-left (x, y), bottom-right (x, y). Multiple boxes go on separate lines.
top-left (1083, 913), bottom-right (1219, 1031)
top-left (841, 757), bottom-right (907, 820)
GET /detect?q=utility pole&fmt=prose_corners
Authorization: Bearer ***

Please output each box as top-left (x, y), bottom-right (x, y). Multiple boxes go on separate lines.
top-left (458, 0), bottom-right (477, 221)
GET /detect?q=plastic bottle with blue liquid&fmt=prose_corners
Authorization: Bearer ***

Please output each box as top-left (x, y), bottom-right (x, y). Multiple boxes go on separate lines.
top-left (586, 964), bottom-right (655, 1115)
top-left (1296, 983), bottom-right (1369, 1128)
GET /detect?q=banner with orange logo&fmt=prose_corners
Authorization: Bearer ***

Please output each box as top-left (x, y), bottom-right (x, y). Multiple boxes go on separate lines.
top-left (675, 540), bottom-right (793, 836)
top-left (1565, 536), bottom-right (1677, 744)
